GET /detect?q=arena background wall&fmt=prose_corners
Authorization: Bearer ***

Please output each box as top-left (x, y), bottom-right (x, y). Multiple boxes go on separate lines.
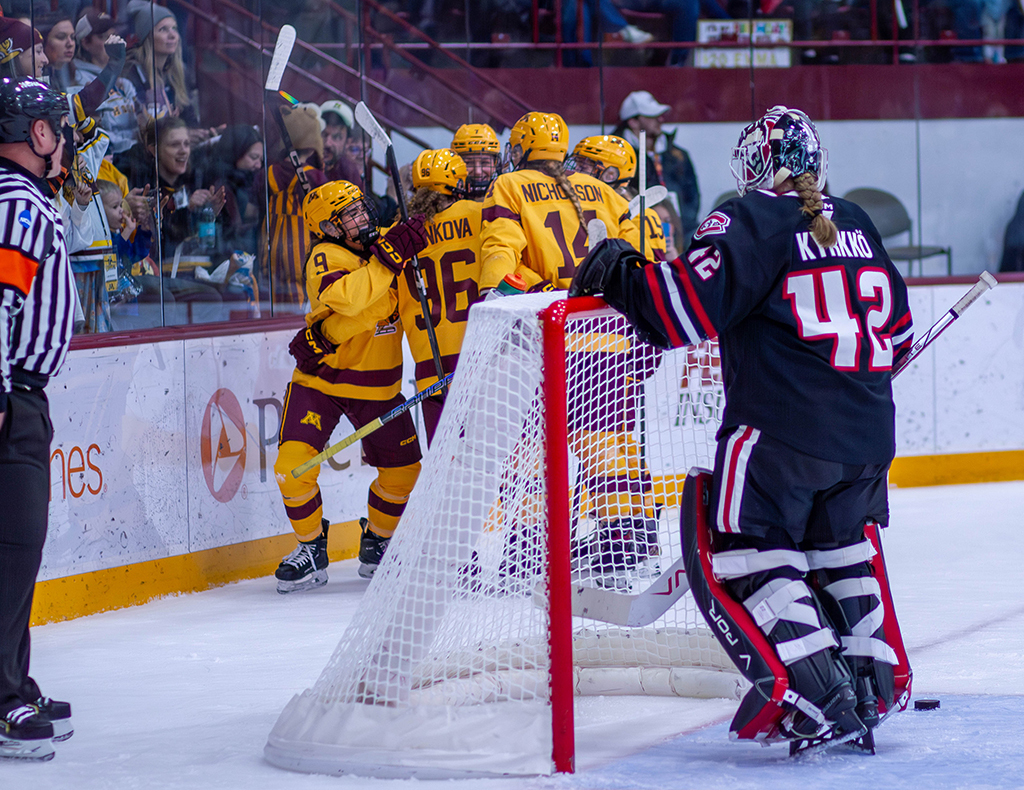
top-left (31, 281), bottom-right (1023, 626)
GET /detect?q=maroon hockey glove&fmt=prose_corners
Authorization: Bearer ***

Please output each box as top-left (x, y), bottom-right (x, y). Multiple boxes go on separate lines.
top-left (371, 215), bottom-right (428, 275)
top-left (289, 320), bottom-right (337, 374)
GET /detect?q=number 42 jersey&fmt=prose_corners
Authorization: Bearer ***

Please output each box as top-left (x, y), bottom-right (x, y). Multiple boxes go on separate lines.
top-left (604, 190), bottom-right (915, 465)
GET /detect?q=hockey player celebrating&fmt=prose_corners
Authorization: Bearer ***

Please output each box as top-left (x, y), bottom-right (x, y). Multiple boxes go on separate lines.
top-left (479, 111), bottom-right (640, 293)
top-left (398, 148), bottom-right (483, 443)
top-left (273, 181), bottom-right (426, 590)
top-left (566, 134), bottom-right (668, 263)
top-left (450, 123), bottom-right (501, 201)
top-left (571, 106), bottom-right (914, 752)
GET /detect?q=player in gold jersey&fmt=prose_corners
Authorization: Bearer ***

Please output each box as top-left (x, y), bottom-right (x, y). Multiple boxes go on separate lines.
top-left (273, 181), bottom-right (428, 591)
top-left (450, 123), bottom-right (502, 201)
top-left (398, 148), bottom-right (484, 443)
top-left (479, 112), bottom-right (641, 293)
top-left (566, 135), bottom-right (668, 263)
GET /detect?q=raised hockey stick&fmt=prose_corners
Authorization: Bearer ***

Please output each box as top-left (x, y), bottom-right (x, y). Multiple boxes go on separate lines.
top-left (354, 101), bottom-right (448, 397)
top-left (265, 25), bottom-right (311, 199)
top-left (628, 185), bottom-right (668, 219)
top-left (587, 218), bottom-right (608, 247)
top-left (638, 130), bottom-right (647, 257)
top-left (291, 373), bottom-right (454, 478)
top-left (891, 271), bottom-right (998, 378)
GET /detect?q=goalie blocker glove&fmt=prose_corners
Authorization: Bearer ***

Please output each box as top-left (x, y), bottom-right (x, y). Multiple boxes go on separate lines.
top-left (288, 320), bottom-right (337, 374)
top-left (371, 215), bottom-right (428, 275)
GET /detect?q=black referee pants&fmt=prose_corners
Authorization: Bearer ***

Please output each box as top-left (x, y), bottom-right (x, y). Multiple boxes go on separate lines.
top-left (0, 388), bottom-right (50, 716)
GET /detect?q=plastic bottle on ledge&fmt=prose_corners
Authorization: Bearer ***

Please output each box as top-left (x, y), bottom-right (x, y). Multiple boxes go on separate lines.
top-left (197, 204), bottom-right (216, 251)
top-left (485, 272), bottom-right (529, 301)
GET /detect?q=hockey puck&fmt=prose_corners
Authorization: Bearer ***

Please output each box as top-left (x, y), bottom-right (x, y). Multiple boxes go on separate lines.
top-left (914, 699), bottom-right (940, 711)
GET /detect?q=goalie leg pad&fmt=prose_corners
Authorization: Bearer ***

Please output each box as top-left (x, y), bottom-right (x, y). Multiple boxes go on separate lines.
top-left (810, 531), bottom-right (902, 727)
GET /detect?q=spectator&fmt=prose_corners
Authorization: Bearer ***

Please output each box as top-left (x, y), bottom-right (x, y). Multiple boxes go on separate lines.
top-left (320, 99), bottom-right (363, 184)
top-left (71, 9), bottom-right (141, 157)
top-left (613, 90), bottom-right (700, 246)
top-left (40, 16), bottom-right (75, 90)
top-left (124, 0), bottom-right (201, 132)
top-left (260, 103), bottom-right (329, 308)
top-left (95, 178), bottom-right (157, 329)
top-left (560, 0), bottom-right (653, 65)
top-left (0, 17), bottom-right (47, 79)
top-left (1000, 189), bottom-right (1024, 271)
top-left (199, 124), bottom-right (264, 256)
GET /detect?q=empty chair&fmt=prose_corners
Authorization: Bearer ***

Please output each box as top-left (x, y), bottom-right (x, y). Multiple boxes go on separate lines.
top-left (843, 188), bottom-right (951, 276)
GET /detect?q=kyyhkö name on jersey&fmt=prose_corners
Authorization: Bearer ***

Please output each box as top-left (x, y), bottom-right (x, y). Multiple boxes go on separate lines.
top-left (795, 230), bottom-right (874, 262)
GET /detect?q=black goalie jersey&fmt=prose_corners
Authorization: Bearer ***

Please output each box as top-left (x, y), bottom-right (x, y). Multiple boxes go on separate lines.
top-left (604, 190), bottom-right (914, 465)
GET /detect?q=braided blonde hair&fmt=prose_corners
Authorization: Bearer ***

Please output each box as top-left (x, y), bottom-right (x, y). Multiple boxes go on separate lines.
top-left (531, 159), bottom-right (585, 226)
top-left (794, 171), bottom-right (837, 248)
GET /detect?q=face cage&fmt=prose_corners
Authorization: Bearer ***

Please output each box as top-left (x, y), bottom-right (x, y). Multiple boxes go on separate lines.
top-left (336, 197), bottom-right (380, 247)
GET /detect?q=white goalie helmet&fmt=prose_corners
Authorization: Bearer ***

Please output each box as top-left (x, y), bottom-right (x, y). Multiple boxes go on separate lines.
top-left (730, 106), bottom-right (828, 196)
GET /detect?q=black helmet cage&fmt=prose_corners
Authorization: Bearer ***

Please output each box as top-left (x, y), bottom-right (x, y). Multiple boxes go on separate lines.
top-left (337, 196), bottom-right (381, 248)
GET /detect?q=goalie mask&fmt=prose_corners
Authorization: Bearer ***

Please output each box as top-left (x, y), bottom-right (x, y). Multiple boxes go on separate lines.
top-left (303, 180), bottom-right (380, 247)
top-left (730, 106), bottom-right (827, 197)
top-left (412, 148), bottom-right (468, 199)
top-left (451, 123), bottom-right (501, 197)
top-left (565, 135), bottom-right (636, 187)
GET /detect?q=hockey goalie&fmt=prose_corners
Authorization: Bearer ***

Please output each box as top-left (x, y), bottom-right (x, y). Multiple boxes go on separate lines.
top-left (570, 105), bottom-right (913, 754)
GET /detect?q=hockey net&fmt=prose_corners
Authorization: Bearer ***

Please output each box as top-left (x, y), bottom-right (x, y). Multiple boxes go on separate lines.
top-left (265, 293), bottom-right (742, 778)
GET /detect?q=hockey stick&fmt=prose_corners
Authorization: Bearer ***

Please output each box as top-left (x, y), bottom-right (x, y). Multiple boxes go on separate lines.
top-left (354, 101), bottom-right (448, 397)
top-left (265, 25), bottom-right (311, 199)
top-left (638, 130), bottom-right (646, 257)
top-left (587, 218), bottom-right (608, 247)
top-left (628, 185), bottom-right (668, 219)
top-left (291, 372), bottom-right (454, 478)
top-left (892, 271), bottom-right (997, 378)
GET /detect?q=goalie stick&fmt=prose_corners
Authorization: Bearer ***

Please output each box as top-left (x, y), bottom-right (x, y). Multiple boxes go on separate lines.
top-left (291, 373), bottom-right (454, 478)
top-left (354, 101), bottom-right (448, 397)
top-left (265, 25), bottom-right (311, 199)
top-left (628, 185), bottom-right (668, 220)
top-left (569, 271), bottom-right (998, 628)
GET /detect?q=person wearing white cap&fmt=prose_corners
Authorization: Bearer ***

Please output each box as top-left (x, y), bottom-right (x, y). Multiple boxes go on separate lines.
top-left (319, 99), bottom-right (362, 184)
top-left (613, 90), bottom-right (700, 248)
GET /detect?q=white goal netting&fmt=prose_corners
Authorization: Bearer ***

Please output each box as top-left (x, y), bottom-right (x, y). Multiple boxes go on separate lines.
top-left (265, 293), bottom-right (741, 778)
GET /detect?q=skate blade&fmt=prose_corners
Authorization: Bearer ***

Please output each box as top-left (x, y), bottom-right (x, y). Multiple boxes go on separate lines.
top-left (0, 737), bottom-right (56, 761)
top-left (357, 563), bottom-right (377, 579)
top-left (789, 725), bottom-right (869, 758)
top-left (276, 570), bottom-right (328, 593)
top-left (51, 720), bottom-right (73, 742)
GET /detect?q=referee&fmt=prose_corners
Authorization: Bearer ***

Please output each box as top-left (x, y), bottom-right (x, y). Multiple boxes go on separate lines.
top-left (0, 77), bottom-right (76, 762)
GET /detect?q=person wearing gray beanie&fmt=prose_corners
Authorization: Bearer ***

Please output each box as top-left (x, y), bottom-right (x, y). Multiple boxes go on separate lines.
top-left (126, 0), bottom-right (175, 44)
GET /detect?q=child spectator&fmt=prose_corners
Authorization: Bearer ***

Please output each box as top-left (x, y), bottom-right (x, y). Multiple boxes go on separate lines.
top-left (96, 179), bottom-right (154, 329)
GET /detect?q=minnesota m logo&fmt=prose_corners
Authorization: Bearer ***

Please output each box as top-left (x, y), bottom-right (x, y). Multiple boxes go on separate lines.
top-left (0, 37), bottom-right (24, 65)
top-left (300, 411), bottom-right (322, 431)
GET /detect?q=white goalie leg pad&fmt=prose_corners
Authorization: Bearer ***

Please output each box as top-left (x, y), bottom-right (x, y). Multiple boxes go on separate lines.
top-left (742, 577), bottom-right (838, 666)
top-left (712, 548), bottom-right (809, 579)
top-left (823, 576), bottom-right (898, 665)
top-left (805, 540), bottom-right (875, 570)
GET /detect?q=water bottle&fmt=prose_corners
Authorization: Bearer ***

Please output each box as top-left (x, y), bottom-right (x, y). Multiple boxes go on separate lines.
top-left (197, 204), bottom-right (216, 251)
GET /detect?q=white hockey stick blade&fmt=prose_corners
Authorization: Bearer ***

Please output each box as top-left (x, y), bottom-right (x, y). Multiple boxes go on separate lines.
top-left (354, 101), bottom-right (392, 150)
top-left (587, 218), bottom-right (608, 247)
top-left (628, 185), bottom-right (669, 218)
top-left (264, 25), bottom-right (296, 92)
top-left (569, 555), bottom-right (690, 627)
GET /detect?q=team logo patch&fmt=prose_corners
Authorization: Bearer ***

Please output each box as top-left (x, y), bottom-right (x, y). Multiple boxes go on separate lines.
top-left (300, 411), bottom-right (323, 431)
top-left (18, 209), bottom-right (32, 229)
top-left (694, 211), bottom-right (730, 240)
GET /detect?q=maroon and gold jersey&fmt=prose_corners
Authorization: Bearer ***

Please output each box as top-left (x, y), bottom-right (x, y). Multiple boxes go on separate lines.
top-left (479, 169), bottom-right (640, 291)
top-left (397, 200), bottom-right (484, 389)
top-left (291, 239), bottom-right (404, 401)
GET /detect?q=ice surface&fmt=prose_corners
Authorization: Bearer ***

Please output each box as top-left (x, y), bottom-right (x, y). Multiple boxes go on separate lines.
top-left (8, 482), bottom-right (1024, 789)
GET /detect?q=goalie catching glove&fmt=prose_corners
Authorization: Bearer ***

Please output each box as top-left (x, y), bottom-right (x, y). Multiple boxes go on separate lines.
top-left (289, 320), bottom-right (337, 374)
top-left (568, 238), bottom-right (646, 298)
top-left (371, 216), bottom-right (428, 274)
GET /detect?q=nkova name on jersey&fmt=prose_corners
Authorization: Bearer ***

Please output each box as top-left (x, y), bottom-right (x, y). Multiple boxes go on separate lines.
top-left (796, 230), bottom-right (874, 262)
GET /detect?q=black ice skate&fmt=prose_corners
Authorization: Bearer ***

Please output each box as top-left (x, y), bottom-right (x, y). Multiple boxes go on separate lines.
top-left (358, 518), bottom-right (390, 579)
top-left (785, 681), bottom-right (868, 757)
top-left (276, 520), bottom-right (329, 593)
top-left (1, 705), bottom-right (55, 762)
top-left (31, 697), bottom-right (72, 742)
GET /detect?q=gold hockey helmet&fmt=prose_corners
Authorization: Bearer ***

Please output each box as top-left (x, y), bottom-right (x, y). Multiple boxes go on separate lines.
top-left (303, 180), bottom-right (379, 243)
top-left (566, 135), bottom-right (637, 184)
top-left (508, 112), bottom-right (569, 162)
top-left (412, 148), bottom-right (468, 198)
top-left (451, 123), bottom-right (500, 155)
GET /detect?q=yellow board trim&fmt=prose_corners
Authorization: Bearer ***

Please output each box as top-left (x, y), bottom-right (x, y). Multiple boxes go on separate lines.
top-left (31, 520), bottom-right (362, 627)
top-left (30, 450), bottom-right (1024, 627)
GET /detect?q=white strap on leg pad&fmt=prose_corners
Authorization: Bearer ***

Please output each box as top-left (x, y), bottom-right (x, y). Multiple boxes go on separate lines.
top-left (712, 548), bottom-right (809, 579)
top-left (824, 576), bottom-right (898, 665)
top-left (806, 540), bottom-right (876, 570)
top-left (782, 688), bottom-right (827, 728)
top-left (776, 628), bottom-right (838, 665)
top-left (744, 579), bottom-right (820, 631)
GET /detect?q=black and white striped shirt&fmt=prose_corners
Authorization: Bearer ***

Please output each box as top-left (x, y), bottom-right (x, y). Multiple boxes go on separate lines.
top-left (0, 157), bottom-right (75, 413)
